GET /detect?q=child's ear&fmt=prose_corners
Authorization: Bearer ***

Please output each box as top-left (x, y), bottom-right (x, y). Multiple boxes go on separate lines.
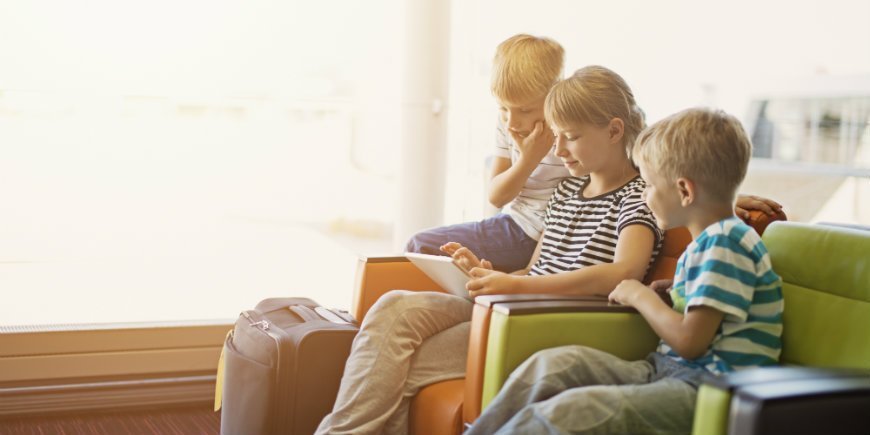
top-left (676, 177), bottom-right (695, 207)
top-left (608, 118), bottom-right (625, 144)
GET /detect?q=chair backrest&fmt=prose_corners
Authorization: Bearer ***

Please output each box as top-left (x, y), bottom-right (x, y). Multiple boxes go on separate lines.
top-left (644, 210), bottom-right (785, 284)
top-left (762, 222), bottom-right (870, 369)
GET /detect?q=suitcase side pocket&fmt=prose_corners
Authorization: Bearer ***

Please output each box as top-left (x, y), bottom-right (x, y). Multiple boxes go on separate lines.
top-left (220, 332), bottom-right (276, 435)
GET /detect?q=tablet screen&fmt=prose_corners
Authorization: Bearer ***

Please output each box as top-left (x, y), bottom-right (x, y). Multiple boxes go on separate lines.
top-left (405, 252), bottom-right (472, 299)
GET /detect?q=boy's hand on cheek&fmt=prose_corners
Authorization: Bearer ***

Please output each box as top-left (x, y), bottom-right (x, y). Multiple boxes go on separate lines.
top-left (511, 121), bottom-right (554, 161)
top-left (609, 279), bottom-right (649, 307)
top-left (467, 268), bottom-right (514, 298)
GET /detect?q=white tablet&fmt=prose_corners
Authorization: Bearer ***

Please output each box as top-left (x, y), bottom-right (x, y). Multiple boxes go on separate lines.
top-left (405, 252), bottom-right (472, 299)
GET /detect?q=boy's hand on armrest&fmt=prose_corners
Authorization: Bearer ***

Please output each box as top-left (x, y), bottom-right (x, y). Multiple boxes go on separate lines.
top-left (441, 242), bottom-right (493, 272)
top-left (611, 279), bottom-right (725, 360)
top-left (608, 279), bottom-right (653, 307)
top-left (649, 279), bottom-right (674, 306)
top-left (735, 194), bottom-right (783, 219)
top-left (467, 268), bottom-right (518, 298)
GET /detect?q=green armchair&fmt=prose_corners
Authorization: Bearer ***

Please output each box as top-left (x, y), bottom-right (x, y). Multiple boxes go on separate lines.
top-left (478, 222), bottom-right (870, 434)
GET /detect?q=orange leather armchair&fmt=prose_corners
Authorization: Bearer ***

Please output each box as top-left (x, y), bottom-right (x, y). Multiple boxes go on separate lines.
top-left (350, 210), bottom-right (785, 435)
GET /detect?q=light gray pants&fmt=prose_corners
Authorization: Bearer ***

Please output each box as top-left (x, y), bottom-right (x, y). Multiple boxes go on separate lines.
top-left (316, 290), bottom-right (473, 435)
top-left (466, 346), bottom-right (701, 435)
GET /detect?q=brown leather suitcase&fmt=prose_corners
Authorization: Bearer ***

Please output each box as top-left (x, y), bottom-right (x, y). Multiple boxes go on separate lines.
top-left (218, 297), bottom-right (358, 435)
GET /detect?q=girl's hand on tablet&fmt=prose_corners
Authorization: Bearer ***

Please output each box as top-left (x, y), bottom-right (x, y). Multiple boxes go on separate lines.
top-left (439, 242), bottom-right (465, 256)
top-left (440, 243), bottom-right (492, 272)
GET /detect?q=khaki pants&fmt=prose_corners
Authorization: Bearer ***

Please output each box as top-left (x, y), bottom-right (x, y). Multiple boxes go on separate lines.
top-left (316, 290), bottom-right (473, 435)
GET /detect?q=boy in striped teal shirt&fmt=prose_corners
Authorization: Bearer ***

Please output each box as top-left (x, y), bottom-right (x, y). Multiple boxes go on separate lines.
top-left (626, 107), bottom-right (783, 377)
top-left (467, 108), bottom-right (783, 434)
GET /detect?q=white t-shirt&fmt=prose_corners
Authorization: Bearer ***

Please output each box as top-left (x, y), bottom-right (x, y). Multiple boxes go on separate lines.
top-left (494, 116), bottom-right (570, 240)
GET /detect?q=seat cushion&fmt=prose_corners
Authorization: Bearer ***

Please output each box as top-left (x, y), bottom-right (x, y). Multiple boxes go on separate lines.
top-left (410, 379), bottom-right (464, 435)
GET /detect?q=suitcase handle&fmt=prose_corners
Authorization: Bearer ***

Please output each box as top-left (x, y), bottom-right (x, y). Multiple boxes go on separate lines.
top-left (314, 307), bottom-right (354, 325)
top-left (289, 305), bottom-right (356, 325)
top-left (289, 305), bottom-right (321, 322)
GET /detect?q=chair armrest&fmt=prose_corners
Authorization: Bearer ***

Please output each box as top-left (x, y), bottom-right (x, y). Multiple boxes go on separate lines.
top-left (692, 367), bottom-right (870, 435)
top-left (350, 256), bottom-right (444, 322)
top-left (462, 294), bottom-right (608, 424)
top-left (476, 298), bottom-right (658, 413)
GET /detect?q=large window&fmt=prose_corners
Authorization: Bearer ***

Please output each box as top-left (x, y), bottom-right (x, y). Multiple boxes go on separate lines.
top-left (3, 0), bottom-right (869, 328)
top-left (1, 1), bottom-right (404, 326)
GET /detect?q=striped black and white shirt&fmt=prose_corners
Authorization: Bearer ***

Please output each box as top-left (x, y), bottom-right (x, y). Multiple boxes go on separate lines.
top-left (529, 176), bottom-right (663, 276)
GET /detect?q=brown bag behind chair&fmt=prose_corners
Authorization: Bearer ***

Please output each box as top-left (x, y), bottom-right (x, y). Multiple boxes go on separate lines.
top-left (219, 297), bottom-right (358, 435)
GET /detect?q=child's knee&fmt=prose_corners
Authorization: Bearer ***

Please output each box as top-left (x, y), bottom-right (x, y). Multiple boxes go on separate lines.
top-left (367, 290), bottom-right (413, 319)
top-left (531, 345), bottom-right (593, 367)
top-left (512, 345), bottom-right (586, 379)
top-left (513, 345), bottom-right (614, 383)
top-left (404, 234), bottom-right (422, 253)
top-left (368, 290), bottom-right (441, 319)
top-left (405, 231), bottom-right (441, 254)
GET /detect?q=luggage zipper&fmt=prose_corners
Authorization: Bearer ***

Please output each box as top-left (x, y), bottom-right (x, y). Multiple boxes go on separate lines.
top-left (242, 311), bottom-right (271, 330)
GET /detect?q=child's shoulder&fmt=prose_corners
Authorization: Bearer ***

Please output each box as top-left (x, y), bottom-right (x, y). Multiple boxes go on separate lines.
top-left (694, 217), bottom-right (769, 263)
top-left (553, 176), bottom-right (586, 199)
top-left (613, 176), bottom-right (648, 201)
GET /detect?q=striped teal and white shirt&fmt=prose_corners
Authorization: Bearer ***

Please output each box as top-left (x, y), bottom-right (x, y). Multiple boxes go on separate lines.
top-left (657, 217), bottom-right (783, 374)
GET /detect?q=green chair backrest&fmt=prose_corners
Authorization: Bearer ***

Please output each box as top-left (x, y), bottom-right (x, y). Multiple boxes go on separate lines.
top-left (762, 222), bottom-right (870, 368)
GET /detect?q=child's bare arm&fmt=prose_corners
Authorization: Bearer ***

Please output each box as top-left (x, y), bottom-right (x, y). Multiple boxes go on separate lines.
top-left (609, 281), bottom-right (724, 359)
top-left (466, 224), bottom-right (655, 297)
top-left (488, 121), bottom-right (553, 208)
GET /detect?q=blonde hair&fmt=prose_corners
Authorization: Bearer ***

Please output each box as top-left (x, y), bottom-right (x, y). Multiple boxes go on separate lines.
top-left (544, 65), bottom-right (646, 158)
top-left (491, 34), bottom-right (564, 105)
top-left (633, 108), bottom-right (752, 202)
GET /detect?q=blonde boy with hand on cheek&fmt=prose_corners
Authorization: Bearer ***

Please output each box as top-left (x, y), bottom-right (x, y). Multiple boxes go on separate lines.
top-left (466, 108), bottom-right (783, 434)
top-left (405, 34), bottom-right (570, 273)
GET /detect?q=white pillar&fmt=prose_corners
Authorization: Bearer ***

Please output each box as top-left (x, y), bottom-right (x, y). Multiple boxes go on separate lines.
top-left (393, 0), bottom-right (451, 251)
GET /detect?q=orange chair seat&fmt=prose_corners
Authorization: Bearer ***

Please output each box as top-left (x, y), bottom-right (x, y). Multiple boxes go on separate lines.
top-left (410, 379), bottom-right (465, 435)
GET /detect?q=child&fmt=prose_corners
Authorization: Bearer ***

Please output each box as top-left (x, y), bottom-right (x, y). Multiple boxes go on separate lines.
top-left (404, 35), bottom-right (783, 274)
top-left (466, 107), bottom-right (784, 434)
top-left (316, 65), bottom-right (662, 435)
top-left (404, 34), bottom-right (571, 273)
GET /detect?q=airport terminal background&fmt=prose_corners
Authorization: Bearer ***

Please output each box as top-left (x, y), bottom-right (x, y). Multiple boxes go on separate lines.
top-left (1, 0), bottom-right (868, 327)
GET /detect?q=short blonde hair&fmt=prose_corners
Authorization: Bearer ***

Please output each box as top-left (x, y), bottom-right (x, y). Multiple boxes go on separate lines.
top-left (491, 34), bottom-right (564, 105)
top-left (544, 65), bottom-right (646, 158)
top-left (633, 108), bottom-right (752, 202)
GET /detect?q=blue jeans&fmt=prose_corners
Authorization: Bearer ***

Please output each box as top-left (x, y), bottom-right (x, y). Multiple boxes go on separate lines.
top-left (467, 346), bottom-right (701, 435)
top-left (404, 214), bottom-right (538, 273)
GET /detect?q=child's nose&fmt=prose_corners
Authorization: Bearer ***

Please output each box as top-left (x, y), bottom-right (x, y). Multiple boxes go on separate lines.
top-left (553, 136), bottom-right (567, 156)
top-left (506, 113), bottom-right (521, 132)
